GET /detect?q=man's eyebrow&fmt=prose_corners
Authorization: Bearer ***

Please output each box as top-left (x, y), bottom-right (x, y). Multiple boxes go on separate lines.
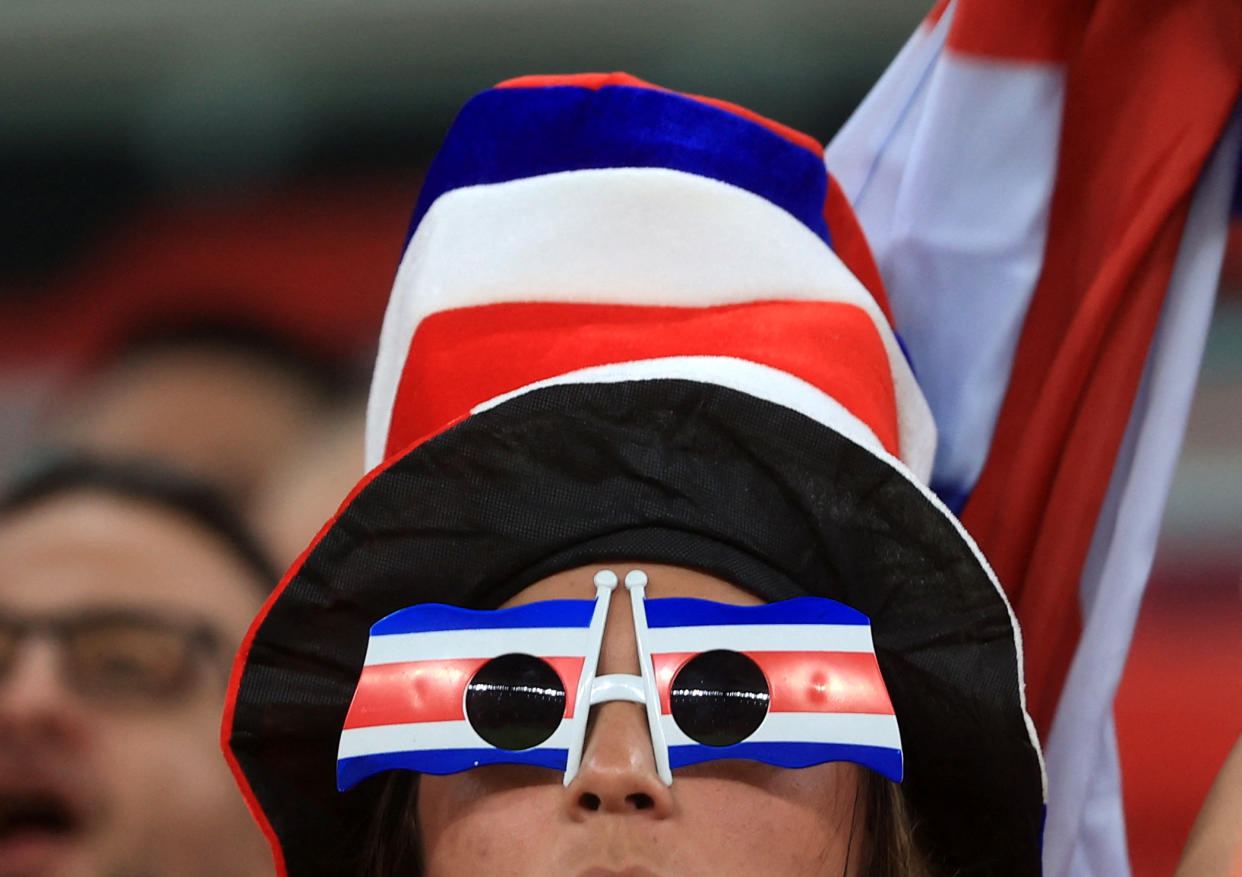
top-left (0, 604), bottom-right (225, 631)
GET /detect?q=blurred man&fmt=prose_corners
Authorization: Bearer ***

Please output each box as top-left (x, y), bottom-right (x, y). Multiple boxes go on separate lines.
top-left (43, 322), bottom-right (340, 504)
top-left (0, 456), bottom-right (275, 877)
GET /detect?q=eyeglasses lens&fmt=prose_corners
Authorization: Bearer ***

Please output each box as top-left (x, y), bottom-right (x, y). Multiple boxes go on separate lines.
top-left (66, 620), bottom-right (201, 701)
top-left (465, 653), bottom-right (566, 751)
top-left (669, 649), bottom-right (770, 747)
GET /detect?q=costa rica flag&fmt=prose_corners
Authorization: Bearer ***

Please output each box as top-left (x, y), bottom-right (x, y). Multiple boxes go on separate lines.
top-left (645, 597), bottom-right (903, 781)
top-left (336, 599), bottom-right (597, 789)
top-left (336, 589), bottom-right (902, 791)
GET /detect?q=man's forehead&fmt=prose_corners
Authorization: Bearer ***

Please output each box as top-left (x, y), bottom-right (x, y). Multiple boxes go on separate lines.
top-left (0, 489), bottom-right (262, 622)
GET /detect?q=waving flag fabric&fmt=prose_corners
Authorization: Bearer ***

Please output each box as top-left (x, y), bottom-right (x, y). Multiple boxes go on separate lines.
top-left (336, 600), bottom-right (596, 788)
top-left (827, 1), bottom-right (1242, 873)
top-left (337, 593), bottom-right (905, 790)
top-left (645, 597), bottom-right (902, 781)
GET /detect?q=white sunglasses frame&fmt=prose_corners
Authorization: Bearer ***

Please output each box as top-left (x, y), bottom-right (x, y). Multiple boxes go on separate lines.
top-left (564, 568), bottom-right (672, 785)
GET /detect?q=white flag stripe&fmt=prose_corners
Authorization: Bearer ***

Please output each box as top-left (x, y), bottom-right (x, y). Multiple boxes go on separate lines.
top-left (659, 710), bottom-right (901, 750)
top-left (339, 718), bottom-right (576, 760)
top-left (827, 2), bottom-right (1065, 498)
top-left (473, 356), bottom-right (890, 463)
top-left (363, 627), bottom-right (592, 666)
top-left (339, 711), bottom-right (901, 762)
top-left (826, 14), bottom-right (949, 206)
top-left (364, 619), bottom-right (878, 666)
top-left (645, 622), bottom-right (875, 655)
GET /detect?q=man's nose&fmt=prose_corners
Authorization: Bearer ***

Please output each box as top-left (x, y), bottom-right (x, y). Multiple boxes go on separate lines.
top-left (0, 640), bottom-right (88, 746)
top-left (563, 700), bottom-right (675, 820)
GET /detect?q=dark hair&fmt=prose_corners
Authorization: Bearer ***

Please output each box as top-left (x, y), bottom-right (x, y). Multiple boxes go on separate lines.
top-left (357, 768), bottom-right (937, 876)
top-left (0, 451), bottom-right (280, 591)
top-left (358, 773), bottom-right (422, 876)
top-left (859, 772), bottom-right (938, 877)
top-left (90, 315), bottom-right (367, 402)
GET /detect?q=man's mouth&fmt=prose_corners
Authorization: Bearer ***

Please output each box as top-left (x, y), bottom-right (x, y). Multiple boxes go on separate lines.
top-left (0, 791), bottom-right (80, 835)
top-left (0, 789), bottom-right (85, 874)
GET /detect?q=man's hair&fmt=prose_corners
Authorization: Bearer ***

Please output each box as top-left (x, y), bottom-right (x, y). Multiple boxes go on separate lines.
top-left (89, 315), bottom-right (366, 402)
top-left (0, 451), bottom-right (280, 591)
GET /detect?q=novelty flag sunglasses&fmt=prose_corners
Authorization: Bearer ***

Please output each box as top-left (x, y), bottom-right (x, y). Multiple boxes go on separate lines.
top-left (337, 570), bottom-right (902, 790)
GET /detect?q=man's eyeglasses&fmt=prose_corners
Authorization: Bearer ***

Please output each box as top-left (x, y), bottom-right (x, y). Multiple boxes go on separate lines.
top-left (337, 569), bottom-right (903, 790)
top-left (0, 609), bottom-right (222, 705)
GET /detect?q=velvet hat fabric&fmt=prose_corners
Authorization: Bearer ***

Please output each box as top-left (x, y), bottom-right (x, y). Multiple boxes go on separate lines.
top-left (224, 73), bottom-right (1045, 876)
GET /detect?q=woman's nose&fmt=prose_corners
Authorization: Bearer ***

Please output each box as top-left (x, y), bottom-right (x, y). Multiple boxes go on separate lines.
top-left (563, 700), bottom-right (675, 820)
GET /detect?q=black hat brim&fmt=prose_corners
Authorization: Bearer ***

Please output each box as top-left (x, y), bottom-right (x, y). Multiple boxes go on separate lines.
top-left (225, 379), bottom-right (1044, 876)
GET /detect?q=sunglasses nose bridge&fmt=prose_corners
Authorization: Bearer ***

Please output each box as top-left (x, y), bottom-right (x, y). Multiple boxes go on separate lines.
top-left (588, 673), bottom-right (646, 705)
top-left (564, 568), bottom-right (671, 786)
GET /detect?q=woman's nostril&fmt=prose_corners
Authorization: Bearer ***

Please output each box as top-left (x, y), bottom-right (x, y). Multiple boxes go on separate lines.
top-left (576, 791), bottom-right (657, 811)
top-left (627, 793), bottom-right (654, 810)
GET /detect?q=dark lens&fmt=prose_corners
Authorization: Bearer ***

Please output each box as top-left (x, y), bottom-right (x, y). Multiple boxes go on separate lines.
top-left (670, 650), bottom-right (769, 747)
top-left (68, 621), bottom-right (197, 701)
top-left (465, 654), bottom-right (566, 750)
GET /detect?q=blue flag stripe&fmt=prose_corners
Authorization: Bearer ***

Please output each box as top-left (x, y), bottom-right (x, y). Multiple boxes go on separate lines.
top-left (370, 599), bottom-right (596, 635)
top-left (338, 747), bottom-right (570, 791)
top-left (644, 596), bottom-right (869, 629)
top-left (407, 84), bottom-right (832, 250)
top-left (668, 740), bottom-right (902, 782)
top-left (339, 742), bottom-right (902, 790)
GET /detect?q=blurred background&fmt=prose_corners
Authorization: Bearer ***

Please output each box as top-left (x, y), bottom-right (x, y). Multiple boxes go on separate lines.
top-left (0, 1), bottom-right (1237, 872)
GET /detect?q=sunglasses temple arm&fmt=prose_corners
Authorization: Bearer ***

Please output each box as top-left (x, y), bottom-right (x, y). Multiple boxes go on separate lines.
top-left (563, 570), bottom-right (618, 786)
top-left (625, 570), bottom-right (673, 786)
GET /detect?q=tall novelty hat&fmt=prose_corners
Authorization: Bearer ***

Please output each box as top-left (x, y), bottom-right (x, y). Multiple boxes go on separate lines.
top-left (224, 74), bottom-right (1046, 876)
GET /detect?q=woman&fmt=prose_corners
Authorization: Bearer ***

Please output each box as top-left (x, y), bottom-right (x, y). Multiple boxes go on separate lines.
top-left (223, 73), bottom-right (1045, 875)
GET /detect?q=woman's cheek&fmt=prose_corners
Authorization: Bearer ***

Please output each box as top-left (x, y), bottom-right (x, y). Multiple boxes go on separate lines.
top-left (419, 774), bottom-right (561, 876)
top-left (666, 766), bottom-right (860, 874)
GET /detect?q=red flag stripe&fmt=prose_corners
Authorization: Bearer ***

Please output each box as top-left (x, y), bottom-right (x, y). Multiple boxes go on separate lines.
top-left (824, 172), bottom-right (894, 326)
top-left (925, 0), bottom-right (950, 28)
top-left (945, 0), bottom-right (1089, 63)
top-left (651, 651), bottom-right (896, 717)
top-left (343, 656), bottom-right (586, 729)
top-left (389, 300), bottom-right (899, 460)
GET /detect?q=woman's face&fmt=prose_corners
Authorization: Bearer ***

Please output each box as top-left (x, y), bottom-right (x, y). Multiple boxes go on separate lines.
top-left (417, 563), bottom-right (865, 876)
